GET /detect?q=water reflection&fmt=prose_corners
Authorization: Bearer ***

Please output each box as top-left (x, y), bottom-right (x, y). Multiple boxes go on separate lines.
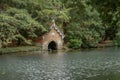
top-left (0, 48), bottom-right (120, 80)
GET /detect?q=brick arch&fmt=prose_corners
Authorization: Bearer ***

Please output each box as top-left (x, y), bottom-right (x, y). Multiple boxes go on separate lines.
top-left (34, 21), bottom-right (64, 50)
top-left (48, 41), bottom-right (57, 50)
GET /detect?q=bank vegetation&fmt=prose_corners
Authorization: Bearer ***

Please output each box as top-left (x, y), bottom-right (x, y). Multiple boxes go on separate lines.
top-left (0, 0), bottom-right (120, 50)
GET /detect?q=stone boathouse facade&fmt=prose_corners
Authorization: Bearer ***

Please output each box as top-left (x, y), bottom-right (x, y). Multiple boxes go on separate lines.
top-left (34, 20), bottom-right (65, 50)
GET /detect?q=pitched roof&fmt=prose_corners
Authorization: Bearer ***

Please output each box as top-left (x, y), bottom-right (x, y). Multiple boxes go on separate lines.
top-left (51, 20), bottom-right (65, 39)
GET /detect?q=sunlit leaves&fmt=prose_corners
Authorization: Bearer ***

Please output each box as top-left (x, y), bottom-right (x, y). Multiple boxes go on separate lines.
top-left (0, 7), bottom-right (46, 47)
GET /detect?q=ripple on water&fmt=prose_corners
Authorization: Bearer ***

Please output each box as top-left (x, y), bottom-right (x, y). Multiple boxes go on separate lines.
top-left (0, 48), bottom-right (120, 80)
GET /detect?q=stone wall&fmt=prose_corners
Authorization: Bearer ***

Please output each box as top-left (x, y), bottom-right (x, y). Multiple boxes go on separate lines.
top-left (34, 26), bottom-right (64, 50)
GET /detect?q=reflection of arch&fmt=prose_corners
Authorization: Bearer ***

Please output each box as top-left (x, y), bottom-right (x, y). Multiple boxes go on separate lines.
top-left (48, 41), bottom-right (57, 50)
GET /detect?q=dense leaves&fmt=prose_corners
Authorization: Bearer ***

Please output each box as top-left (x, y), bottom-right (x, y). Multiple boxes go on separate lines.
top-left (0, 0), bottom-right (120, 48)
top-left (64, 0), bottom-right (104, 48)
top-left (0, 1), bottom-right (47, 47)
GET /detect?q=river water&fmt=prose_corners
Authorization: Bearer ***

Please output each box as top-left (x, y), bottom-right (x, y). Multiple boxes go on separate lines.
top-left (0, 48), bottom-right (120, 80)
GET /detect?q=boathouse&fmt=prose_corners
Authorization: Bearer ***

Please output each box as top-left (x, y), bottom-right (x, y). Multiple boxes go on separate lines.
top-left (34, 20), bottom-right (65, 50)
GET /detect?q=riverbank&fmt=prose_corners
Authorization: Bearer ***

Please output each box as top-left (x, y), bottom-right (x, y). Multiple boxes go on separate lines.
top-left (0, 40), bottom-right (117, 55)
top-left (0, 46), bottom-right (42, 55)
top-left (96, 40), bottom-right (115, 48)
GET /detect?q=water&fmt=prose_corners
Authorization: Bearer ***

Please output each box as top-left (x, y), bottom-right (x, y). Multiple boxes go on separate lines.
top-left (0, 48), bottom-right (120, 80)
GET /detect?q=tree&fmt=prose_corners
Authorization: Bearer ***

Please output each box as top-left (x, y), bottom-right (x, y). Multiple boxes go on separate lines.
top-left (63, 0), bottom-right (104, 48)
top-left (0, 0), bottom-right (70, 47)
top-left (90, 0), bottom-right (120, 40)
top-left (0, 7), bottom-right (47, 47)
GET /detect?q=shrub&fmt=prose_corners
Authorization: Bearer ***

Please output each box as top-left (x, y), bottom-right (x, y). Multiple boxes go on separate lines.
top-left (68, 39), bottom-right (82, 49)
top-left (114, 33), bottom-right (120, 46)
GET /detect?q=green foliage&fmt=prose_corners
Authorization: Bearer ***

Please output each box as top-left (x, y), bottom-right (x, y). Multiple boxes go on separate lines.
top-left (1, 0), bottom-right (120, 48)
top-left (0, 7), bottom-right (46, 47)
top-left (91, 0), bottom-right (120, 47)
top-left (0, 13), bottom-right (18, 47)
top-left (68, 39), bottom-right (82, 49)
top-left (35, 0), bottom-right (71, 30)
top-left (113, 6), bottom-right (120, 46)
top-left (90, 0), bottom-right (120, 40)
top-left (114, 35), bottom-right (120, 46)
top-left (64, 0), bottom-right (104, 48)
top-left (0, 0), bottom-right (70, 48)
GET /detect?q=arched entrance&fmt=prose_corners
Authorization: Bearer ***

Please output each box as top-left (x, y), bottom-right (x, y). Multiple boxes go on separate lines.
top-left (48, 41), bottom-right (57, 50)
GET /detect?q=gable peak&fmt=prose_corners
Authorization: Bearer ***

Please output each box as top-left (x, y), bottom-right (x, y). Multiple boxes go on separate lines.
top-left (52, 19), bottom-right (56, 27)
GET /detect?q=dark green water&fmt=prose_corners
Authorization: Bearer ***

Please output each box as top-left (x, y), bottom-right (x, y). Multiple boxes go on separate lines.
top-left (0, 48), bottom-right (120, 80)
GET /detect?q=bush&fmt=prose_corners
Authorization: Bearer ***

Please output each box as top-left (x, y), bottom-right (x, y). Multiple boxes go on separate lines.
top-left (114, 36), bottom-right (120, 47)
top-left (68, 39), bottom-right (82, 49)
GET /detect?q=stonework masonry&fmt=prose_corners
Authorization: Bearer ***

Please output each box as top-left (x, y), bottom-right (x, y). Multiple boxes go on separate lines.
top-left (34, 21), bottom-right (64, 50)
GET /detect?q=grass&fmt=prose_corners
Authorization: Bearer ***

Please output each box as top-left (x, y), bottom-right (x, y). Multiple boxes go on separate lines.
top-left (0, 46), bottom-right (42, 55)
